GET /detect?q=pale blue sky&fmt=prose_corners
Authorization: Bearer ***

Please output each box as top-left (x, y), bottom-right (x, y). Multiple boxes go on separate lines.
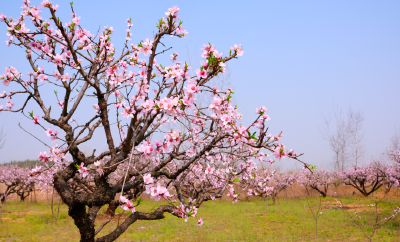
top-left (0, 0), bottom-right (399, 170)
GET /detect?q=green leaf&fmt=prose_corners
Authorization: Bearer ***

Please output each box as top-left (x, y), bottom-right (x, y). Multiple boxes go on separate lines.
top-left (54, 90), bottom-right (58, 95)
top-left (70, 2), bottom-right (73, 7)
top-left (28, 111), bottom-right (33, 118)
top-left (232, 177), bottom-right (240, 182)
top-left (136, 197), bottom-right (142, 206)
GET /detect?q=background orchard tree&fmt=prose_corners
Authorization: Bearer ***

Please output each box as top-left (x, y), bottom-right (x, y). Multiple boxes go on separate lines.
top-left (299, 169), bottom-right (332, 197)
top-left (339, 161), bottom-right (398, 197)
top-left (0, 165), bottom-right (35, 202)
top-left (0, 165), bottom-right (35, 222)
top-left (0, 1), bottom-right (308, 242)
top-left (245, 167), bottom-right (296, 205)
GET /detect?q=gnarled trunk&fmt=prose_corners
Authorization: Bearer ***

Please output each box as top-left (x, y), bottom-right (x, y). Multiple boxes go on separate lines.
top-left (68, 204), bottom-right (101, 242)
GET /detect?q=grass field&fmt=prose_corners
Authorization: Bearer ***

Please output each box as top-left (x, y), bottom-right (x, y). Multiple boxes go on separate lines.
top-left (1, 195), bottom-right (400, 241)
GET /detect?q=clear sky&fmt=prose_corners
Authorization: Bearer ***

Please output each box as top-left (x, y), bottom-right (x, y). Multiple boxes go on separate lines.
top-left (0, 0), bottom-right (399, 170)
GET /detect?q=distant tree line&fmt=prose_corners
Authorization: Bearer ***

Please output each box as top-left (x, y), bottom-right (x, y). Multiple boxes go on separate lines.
top-left (0, 159), bottom-right (51, 168)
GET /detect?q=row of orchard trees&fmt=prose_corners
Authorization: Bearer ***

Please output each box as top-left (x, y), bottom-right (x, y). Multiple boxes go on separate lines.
top-left (2, 146), bottom-right (399, 206)
top-left (245, 146), bottom-right (400, 202)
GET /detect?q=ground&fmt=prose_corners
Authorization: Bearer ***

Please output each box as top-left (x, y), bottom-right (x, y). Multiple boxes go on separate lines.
top-left (1, 194), bottom-right (400, 241)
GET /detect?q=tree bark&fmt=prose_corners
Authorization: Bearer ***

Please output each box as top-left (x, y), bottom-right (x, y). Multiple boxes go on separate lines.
top-left (69, 204), bottom-right (96, 242)
top-left (34, 185), bottom-right (37, 203)
top-left (51, 187), bottom-right (54, 219)
top-left (56, 197), bottom-right (62, 220)
top-left (0, 204), bottom-right (3, 222)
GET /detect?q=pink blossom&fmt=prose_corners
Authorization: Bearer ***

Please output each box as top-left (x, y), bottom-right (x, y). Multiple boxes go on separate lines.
top-left (78, 163), bottom-right (89, 178)
top-left (256, 106), bottom-right (266, 114)
top-left (58, 100), bottom-right (64, 108)
top-left (165, 5), bottom-right (180, 18)
top-left (143, 173), bottom-right (154, 184)
top-left (142, 44), bottom-right (152, 56)
top-left (97, 169), bottom-right (104, 176)
top-left (230, 44), bottom-right (244, 56)
top-left (195, 69), bottom-right (207, 78)
top-left (273, 144), bottom-right (286, 161)
top-left (29, 166), bottom-right (42, 176)
top-left (61, 73), bottom-right (69, 82)
top-left (53, 53), bottom-right (64, 67)
top-left (93, 104), bottom-right (100, 113)
top-left (0, 14), bottom-right (6, 22)
top-left (38, 152), bottom-right (50, 162)
top-left (33, 115), bottom-right (40, 124)
top-left (45, 128), bottom-right (54, 136)
top-left (6, 100), bottom-right (13, 109)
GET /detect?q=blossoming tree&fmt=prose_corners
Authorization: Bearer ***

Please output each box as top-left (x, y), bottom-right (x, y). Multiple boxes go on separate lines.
top-left (0, 165), bottom-right (35, 202)
top-left (299, 169), bottom-right (333, 197)
top-left (245, 167), bottom-right (296, 204)
top-left (0, 165), bottom-right (35, 222)
top-left (0, 1), bottom-right (308, 241)
top-left (339, 161), bottom-right (399, 197)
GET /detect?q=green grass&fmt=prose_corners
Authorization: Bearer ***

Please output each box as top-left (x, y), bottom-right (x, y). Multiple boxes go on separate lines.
top-left (1, 196), bottom-right (400, 241)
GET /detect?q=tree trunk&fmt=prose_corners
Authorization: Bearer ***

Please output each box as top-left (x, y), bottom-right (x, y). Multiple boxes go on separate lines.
top-left (51, 187), bottom-right (54, 219)
top-left (56, 197), bottom-right (62, 220)
top-left (105, 200), bottom-right (118, 218)
top-left (69, 204), bottom-right (96, 242)
top-left (272, 194), bottom-right (276, 205)
top-left (0, 204), bottom-right (3, 222)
